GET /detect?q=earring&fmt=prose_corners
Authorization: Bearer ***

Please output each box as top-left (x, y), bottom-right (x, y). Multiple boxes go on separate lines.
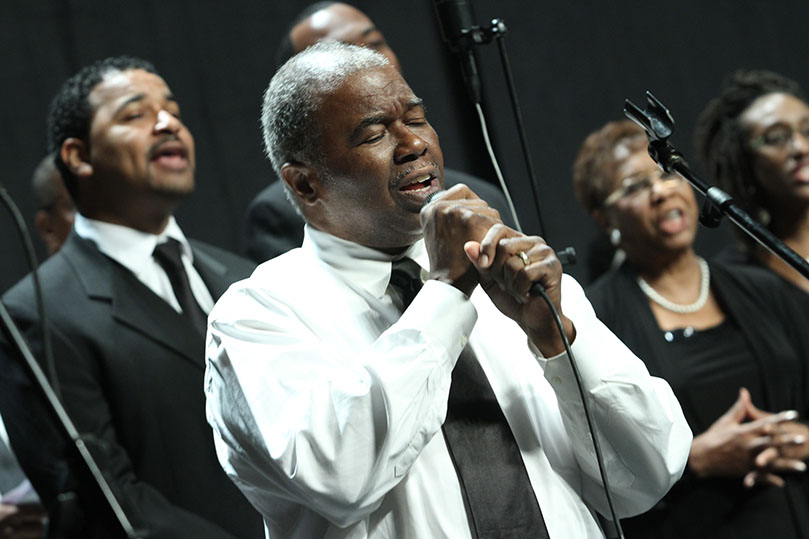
top-left (756, 208), bottom-right (771, 226)
top-left (609, 228), bottom-right (621, 246)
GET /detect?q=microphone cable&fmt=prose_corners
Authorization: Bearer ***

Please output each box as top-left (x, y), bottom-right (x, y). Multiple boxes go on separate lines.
top-left (0, 186), bottom-right (150, 538)
top-left (531, 282), bottom-right (626, 539)
top-left (474, 101), bottom-right (522, 232)
top-left (434, 3), bottom-right (626, 533)
top-left (472, 35), bottom-right (625, 535)
top-left (0, 185), bottom-right (60, 400)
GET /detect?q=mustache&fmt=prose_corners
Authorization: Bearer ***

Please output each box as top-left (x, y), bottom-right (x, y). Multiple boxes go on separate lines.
top-left (147, 134), bottom-right (185, 159)
top-left (392, 161), bottom-right (441, 186)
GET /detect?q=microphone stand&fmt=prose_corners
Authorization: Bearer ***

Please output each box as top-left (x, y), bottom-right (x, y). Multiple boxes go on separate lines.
top-left (0, 302), bottom-right (148, 539)
top-left (434, 2), bottom-right (546, 238)
top-left (624, 92), bottom-right (809, 280)
top-left (435, 8), bottom-right (626, 536)
top-left (436, 7), bottom-right (577, 265)
top-left (487, 19), bottom-right (547, 238)
top-left (0, 186), bottom-right (148, 538)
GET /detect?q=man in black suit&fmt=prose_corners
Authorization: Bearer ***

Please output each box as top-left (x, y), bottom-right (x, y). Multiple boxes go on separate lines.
top-left (244, 1), bottom-right (515, 262)
top-left (31, 153), bottom-right (76, 257)
top-left (0, 56), bottom-right (262, 538)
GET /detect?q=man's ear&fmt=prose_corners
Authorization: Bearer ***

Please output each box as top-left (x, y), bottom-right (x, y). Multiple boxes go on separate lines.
top-left (60, 138), bottom-right (93, 179)
top-left (280, 162), bottom-right (321, 206)
top-left (34, 210), bottom-right (59, 256)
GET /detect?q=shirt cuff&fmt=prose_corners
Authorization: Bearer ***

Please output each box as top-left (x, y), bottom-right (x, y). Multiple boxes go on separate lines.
top-left (398, 279), bottom-right (477, 362)
top-left (527, 331), bottom-right (587, 399)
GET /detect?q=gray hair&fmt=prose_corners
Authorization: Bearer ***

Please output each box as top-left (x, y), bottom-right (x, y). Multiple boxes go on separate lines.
top-left (260, 41), bottom-right (389, 181)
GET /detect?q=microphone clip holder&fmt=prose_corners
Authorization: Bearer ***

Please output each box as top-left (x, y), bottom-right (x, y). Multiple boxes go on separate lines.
top-left (623, 92), bottom-right (685, 173)
top-left (624, 91), bottom-right (809, 280)
top-left (448, 18), bottom-right (507, 51)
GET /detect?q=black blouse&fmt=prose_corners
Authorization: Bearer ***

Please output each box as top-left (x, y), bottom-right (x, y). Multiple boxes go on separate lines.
top-left (587, 260), bottom-right (809, 539)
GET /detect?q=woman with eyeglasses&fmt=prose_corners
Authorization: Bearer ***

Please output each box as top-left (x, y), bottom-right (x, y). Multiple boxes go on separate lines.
top-left (697, 69), bottom-right (809, 298)
top-left (573, 119), bottom-right (809, 538)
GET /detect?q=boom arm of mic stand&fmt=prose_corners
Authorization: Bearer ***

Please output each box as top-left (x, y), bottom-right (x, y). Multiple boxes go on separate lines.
top-left (624, 91), bottom-right (809, 281)
top-left (0, 300), bottom-right (149, 539)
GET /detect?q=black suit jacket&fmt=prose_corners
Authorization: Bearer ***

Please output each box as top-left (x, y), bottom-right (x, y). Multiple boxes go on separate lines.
top-left (244, 168), bottom-right (517, 263)
top-left (0, 232), bottom-right (263, 539)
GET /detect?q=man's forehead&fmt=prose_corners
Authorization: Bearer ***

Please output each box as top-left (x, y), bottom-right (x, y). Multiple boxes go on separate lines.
top-left (332, 67), bottom-right (415, 107)
top-left (326, 22), bottom-right (376, 46)
top-left (89, 68), bottom-right (170, 108)
top-left (292, 5), bottom-right (376, 51)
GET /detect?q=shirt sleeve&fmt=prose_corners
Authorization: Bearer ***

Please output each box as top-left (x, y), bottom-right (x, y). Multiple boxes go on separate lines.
top-left (535, 274), bottom-right (692, 518)
top-left (205, 279), bottom-right (476, 527)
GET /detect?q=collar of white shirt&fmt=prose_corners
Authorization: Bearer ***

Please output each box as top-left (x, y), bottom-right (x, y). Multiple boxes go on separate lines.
top-left (73, 213), bottom-right (193, 276)
top-left (303, 225), bottom-right (430, 300)
top-left (72, 213), bottom-right (214, 314)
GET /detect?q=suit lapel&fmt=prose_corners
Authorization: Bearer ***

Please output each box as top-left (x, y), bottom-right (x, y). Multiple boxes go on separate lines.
top-left (64, 234), bottom-right (206, 370)
top-left (190, 243), bottom-right (230, 301)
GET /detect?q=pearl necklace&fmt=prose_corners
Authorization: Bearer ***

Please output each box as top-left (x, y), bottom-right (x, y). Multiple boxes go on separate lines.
top-left (637, 257), bottom-right (710, 314)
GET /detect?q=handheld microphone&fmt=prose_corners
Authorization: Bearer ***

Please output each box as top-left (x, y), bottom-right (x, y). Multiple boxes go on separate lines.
top-left (425, 190), bottom-right (576, 266)
top-left (432, 0), bottom-right (483, 104)
top-left (424, 189), bottom-right (447, 205)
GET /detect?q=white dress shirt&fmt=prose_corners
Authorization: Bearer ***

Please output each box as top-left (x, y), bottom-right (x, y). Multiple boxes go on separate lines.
top-left (205, 226), bottom-right (691, 539)
top-left (0, 414), bottom-right (10, 454)
top-left (73, 213), bottom-right (213, 314)
top-left (0, 413), bottom-right (35, 504)
top-left (0, 414), bottom-right (12, 498)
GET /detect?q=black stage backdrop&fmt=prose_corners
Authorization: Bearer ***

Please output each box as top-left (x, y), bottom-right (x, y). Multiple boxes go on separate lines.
top-left (2, 0), bottom-right (808, 291)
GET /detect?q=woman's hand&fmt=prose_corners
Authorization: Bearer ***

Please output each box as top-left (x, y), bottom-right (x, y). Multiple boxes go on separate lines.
top-left (688, 388), bottom-right (805, 488)
top-left (0, 502), bottom-right (46, 539)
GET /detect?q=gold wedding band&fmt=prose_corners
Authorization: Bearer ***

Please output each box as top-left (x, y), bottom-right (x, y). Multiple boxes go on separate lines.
top-left (517, 251), bottom-right (530, 266)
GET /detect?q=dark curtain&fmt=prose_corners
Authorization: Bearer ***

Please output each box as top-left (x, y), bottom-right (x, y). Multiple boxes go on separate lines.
top-left (2, 0), bottom-right (807, 291)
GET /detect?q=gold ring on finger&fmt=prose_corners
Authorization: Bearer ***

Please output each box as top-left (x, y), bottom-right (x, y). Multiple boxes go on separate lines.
top-left (517, 250), bottom-right (530, 266)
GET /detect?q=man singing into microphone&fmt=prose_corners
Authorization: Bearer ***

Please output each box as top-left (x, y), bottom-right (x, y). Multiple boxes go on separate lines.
top-left (204, 42), bottom-right (690, 538)
top-left (243, 1), bottom-right (515, 262)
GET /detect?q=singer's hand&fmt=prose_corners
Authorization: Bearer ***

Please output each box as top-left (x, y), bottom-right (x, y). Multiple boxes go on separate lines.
top-left (742, 395), bottom-right (809, 487)
top-left (767, 421), bottom-right (809, 461)
top-left (420, 183), bottom-right (501, 297)
top-left (465, 226), bottom-right (575, 356)
top-left (742, 395), bottom-right (809, 462)
top-left (688, 388), bottom-right (805, 488)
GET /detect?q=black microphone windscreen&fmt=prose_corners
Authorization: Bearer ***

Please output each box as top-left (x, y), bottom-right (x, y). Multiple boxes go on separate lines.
top-left (433, 0), bottom-right (477, 53)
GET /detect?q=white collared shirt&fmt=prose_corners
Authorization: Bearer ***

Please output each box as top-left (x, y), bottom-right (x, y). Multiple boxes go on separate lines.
top-left (205, 225), bottom-right (691, 539)
top-left (73, 213), bottom-right (214, 314)
top-left (0, 414), bottom-right (9, 452)
top-left (0, 414), bottom-right (17, 499)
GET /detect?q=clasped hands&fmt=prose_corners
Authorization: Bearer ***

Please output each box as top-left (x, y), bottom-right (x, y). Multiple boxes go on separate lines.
top-left (420, 184), bottom-right (575, 356)
top-left (0, 502), bottom-right (46, 539)
top-left (689, 387), bottom-right (809, 488)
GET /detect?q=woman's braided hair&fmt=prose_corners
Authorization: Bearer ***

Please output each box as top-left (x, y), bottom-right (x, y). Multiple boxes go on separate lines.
top-left (695, 70), bottom-right (804, 247)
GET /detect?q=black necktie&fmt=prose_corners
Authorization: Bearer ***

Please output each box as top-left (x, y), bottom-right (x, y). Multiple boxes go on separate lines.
top-left (153, 238), bottom-right (208, 337)
top-left (389, 258), bottom-right (424, 310)
top-left (389, 259), bottom-right (550, 539)
top-left (0, 436), bottom-right (26, 495)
